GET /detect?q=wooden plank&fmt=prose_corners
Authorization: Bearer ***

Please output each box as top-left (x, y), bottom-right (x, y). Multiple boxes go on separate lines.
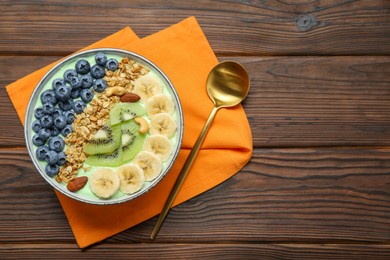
top-left (0, 148), bottom-right (389, 243)
top-left (0, 0), bottom-right (389, 55)
top-left (2, 56), bottom-right (390, 147)
top-left (1, 243), bottom-right (390, 259)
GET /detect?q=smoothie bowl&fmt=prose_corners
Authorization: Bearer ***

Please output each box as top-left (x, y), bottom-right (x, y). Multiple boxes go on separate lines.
top-left (25, 48), bottom-right (183, 205)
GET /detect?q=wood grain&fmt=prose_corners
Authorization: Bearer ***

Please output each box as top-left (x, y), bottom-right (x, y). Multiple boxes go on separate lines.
top-left (2, 56), bottom-right (390, 147)
top-left (0, 0), bottom-right (389, 55)
top-left (1, 244), bottom-right (390, 259)
top-left (0, 148), bottom-right (388, 243)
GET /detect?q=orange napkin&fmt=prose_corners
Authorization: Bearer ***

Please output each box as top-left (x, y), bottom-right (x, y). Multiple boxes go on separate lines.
top-left (6, 16), bottom-right (252, 248)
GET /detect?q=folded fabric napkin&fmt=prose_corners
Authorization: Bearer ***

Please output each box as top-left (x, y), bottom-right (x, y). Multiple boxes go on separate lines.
top-left (6, 16), bottom-right (252, 248)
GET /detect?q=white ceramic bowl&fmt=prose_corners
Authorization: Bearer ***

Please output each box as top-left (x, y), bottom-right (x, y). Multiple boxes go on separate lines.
top-left (25, 48), bottom-right (183, 205)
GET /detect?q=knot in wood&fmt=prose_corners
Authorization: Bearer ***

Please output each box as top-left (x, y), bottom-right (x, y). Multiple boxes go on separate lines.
top-left (296, 14), bottom-right (317, 32)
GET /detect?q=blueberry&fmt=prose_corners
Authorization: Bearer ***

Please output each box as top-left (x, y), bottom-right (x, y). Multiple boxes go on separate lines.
top-left (58, 99), bottom-right (74, 111)
top-left (48, 136), bottom-right (65, 152)
top-left (38, 128), bottom-right (52, 142)
top-left (79, 74), bottom-right (93, 89)
top-left (93, 78), bottom-right (108, 93)
top-left (52, 78), bottom-right (66, 91)
top-left (52, 108), bottom-right (63, 119)
top-left (75, 59), bottom-right (91, 75)
top-left (32, 134), bottom-right (45, 146)
top-left (61, 125), bottom-right (72, 137)
top-left (57, 152), bottom-right (67, 166)
top-left (95, 52), bottom-right (107, 66)
top-left (73, 100), bottom-right (86, 114)
top-left (36, 145), bottom-right (49, 161)
top-left (90, 64), bottom-right (105, 79)
top-left (50, 126), bottom-right (60, 137)
top-left (53, 115), bottom-right (67, 129)
top-left (45, 150), bottom-right (59, 165)
top-left (106, 58), bottom-right (118, 71)
top-left (42, 102), bottom-right (55, 115)
top-left (63, 69), bottom-right (78, 83)
top-left (69, 76), bottom-right (82, 89)
top-left (32, 120), bottom-right (42, 133)
top-left (81, 89), bottom-right (94, 103)
top-left (70, 88), bottom-right (81, 99)
top-left (55, 84), bottom-right (72, 101)
top-left (45, 164), bottom-right (59, 177)
top-left (34, 107), bottom-right (45, 119)
top-left (63, 110), bottom-right (75, 124)
top-left (40, 89), bottom-right (57, 105)
top-left (39, 115), bottom-right (54, 129)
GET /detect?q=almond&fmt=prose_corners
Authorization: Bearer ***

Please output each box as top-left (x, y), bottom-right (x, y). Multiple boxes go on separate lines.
top-left (67, 176), bottom-right (88, 192)
top-left (120, 93), bottom-right (141, 102)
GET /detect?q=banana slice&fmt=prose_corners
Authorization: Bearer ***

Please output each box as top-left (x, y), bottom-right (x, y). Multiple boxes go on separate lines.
top-left (117, 164), bottom-right (145, 194)
top-left (133, 151), bottom-right (162, 181)
top-left (89, 168), bottom-right (120, 199)
top-left (143, 134), bottom-right (172, 161)
top-left (133, 75), bottom-right (163, 102)
top-left (146, 94), bottom-right (175, 118)
top-left (149, 113), bottom-right (177, 138)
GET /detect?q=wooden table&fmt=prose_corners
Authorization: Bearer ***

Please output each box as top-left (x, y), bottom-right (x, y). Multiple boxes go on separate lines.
top-left (1, 1), bottom-right (390, 258)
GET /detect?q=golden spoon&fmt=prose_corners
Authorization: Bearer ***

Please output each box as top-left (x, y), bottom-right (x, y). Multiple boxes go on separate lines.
top-left (150, 61), bottom-right (250, 240)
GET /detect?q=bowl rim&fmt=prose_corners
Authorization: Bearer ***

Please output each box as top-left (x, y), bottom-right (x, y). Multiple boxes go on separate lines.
top-left (24, 48), bottom-right (184, 205)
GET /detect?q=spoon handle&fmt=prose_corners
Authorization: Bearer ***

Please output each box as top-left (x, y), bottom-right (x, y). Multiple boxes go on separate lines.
top-left (150, 106), bottom-right (219, 240)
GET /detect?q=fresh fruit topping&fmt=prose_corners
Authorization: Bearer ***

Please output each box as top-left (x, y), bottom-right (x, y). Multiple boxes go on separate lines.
top-left (120, 93), bottom-right (141, 103)
top-left (109, 103), bottom-right (145, 126)
top-left (133, 75), bottom-right (163, 102)
top-left (133, 151), bottom-right (162, 181)
top-left (73, 100), bottom-right (86, 114)
top-left (61, 124), bottom-right (72, 137)
top-left (58, 99), bottom-right (74, 111)
top-left (40, 115), bottom-right (54, 129)
top-left (79, 74), bottom-right (93, 89)
top-left (146, 94), bottom-right (175, 117)
top-left (48, 136), bottom-right (65, 152)
top-left (45, 164), bottom-right (59, 177)
top-left (53, 115), bottom-right (67, 129)
top-left (38, 128), bottom-right (52, 141)
top-left (57, 152), bottom-right (67, 166)
top-left (143, 134), bottom-right (172, 162)
top-left (84, 123), bottom-right (121, 155)
top-left (90, 64), bottom-right (105, 79)
top-left (45, 150), bottom-right (59, 165)
top-left (85, 147), bottom-right (123, 167)
top-left (95, 52), bottom-right (107, 66)
top-left (69, 76), bottom-right (82, 89)
top-left (32, 134), bottom-right (45, 146)
top-left (52, 78), bottom-right (66, 90)
top-left (34, 107), bottom-right (45, 119)
top-left (50, 126), bottom-right (60, 137)
top-left (92, 78), bottom-right (108, 93)
top-left (67, 176), bottom-right (88, 192)
top-left (52, 108), bottom-right (63, 119)
top-left (121, 120), bottom-right (146, 163)
top-left (106, 58), bottom-right (119, 71)
top-left (80, 88), bottom-right (94, 103)
top-left (117, 164), bottom-right (145, 194)
top-left (75, 59), bottom-right (91, 75)
top-left (41, 89), bottom-right (58, 105)
top-left (63, 69), bottom-right (78, 83)
top-left (63, 110), bottom-right (75, 124)
top-left (32, 120), bottom-right (42, 133)
top-left (55, 85), bottom-right (72, 101)
top-left (89, 168), bottom-right (120, 199)
top-left (134, 117), bottom-right (149, 134)
top-left (149, 113), bottom-right (177, 138)
top-left (36, 145), bottom-right (50, 161)
top-left (70, 88), bottom-right (81, 99)
top-left (42, 102), bottom-right (55, 115)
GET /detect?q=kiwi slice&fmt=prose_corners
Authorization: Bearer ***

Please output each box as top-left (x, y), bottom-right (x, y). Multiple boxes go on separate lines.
top-left (84, 123), bottom-right (121, 155)
top-left (85, 147), bottom-right (123, 167)
top-left (121, 120), bottom-right (146, 163)
top-left (110, 103), bottom-right (145, 126)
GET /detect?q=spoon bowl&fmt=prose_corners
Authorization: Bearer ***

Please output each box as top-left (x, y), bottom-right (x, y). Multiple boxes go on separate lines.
top-left (151, 61), bottom-right (250, 239)
top-left (207, 61), bottom-right (250, 108)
